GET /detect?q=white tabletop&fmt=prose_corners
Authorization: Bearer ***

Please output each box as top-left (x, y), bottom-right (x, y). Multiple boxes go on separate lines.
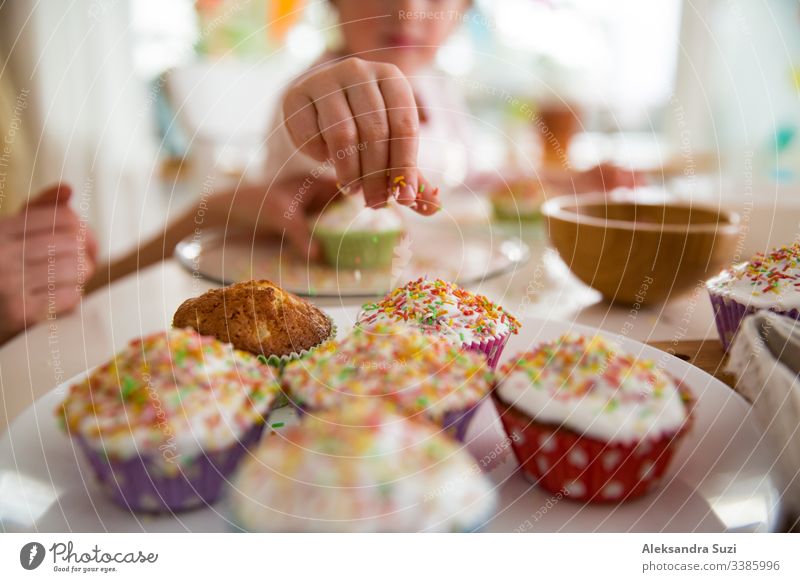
top-left (0, 247), bottom-right (719, 434)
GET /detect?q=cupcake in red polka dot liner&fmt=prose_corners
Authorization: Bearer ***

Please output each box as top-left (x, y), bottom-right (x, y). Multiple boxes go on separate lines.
top-left (56, 328), bottom-right (281, 513)
top-left (706, 242), bottom-right (800, 351)
top-left (281, 323), bottom-right (492, 441)
top-left (357, 278), bottom-right (521, 369)
top-left (492, 334), bottom-right (694, 502)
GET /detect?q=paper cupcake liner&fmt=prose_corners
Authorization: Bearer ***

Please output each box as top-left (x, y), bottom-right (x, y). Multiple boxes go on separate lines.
top-left (463, 332), bottom-right (511, 369)
top-left (707, 290), bottom-right (800, 352)
top-left (76, 422), bottom-right (265, 513)
top-left (293, 400), bottom-right (479, 443)
top-left (315, 229), bottom-right (403, 270)
top-left (492, 203), bottom-right (543, 223)
top-left (262, 317), bottom-right (338, 369)
top-left (491, 380), bottom-right (695, 503)
top-left (441, 404), bottom-right (481, 442)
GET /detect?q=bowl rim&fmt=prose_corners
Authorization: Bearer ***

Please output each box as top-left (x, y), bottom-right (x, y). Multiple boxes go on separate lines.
top-left (541, 192), bottom-right (741, 234)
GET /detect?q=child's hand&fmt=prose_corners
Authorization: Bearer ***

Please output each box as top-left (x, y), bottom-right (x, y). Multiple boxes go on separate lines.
top-left (282, 57), bottom-right (439, 215)
top-left (0, 184), bottom-right (97, 344)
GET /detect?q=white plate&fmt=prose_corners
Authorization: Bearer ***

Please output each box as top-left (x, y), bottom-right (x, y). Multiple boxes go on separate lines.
top-left (174, 224), bottom-right (531, 298)
top-left (0, 310), bottom-right (783, 532)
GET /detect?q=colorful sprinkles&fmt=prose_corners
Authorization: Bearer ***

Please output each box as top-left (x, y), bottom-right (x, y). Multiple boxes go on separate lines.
top-left (57, 328), bottom-right (280, 461)
top-left (499, 334), bottom-right (669, 404)
top-left (357, 278), bottom-right (520, 345)
top-left (714, 243), bottom-right (800, 296)
top-left (281, 323), bottom-right (492, 423)
top-left (496, 334), bottom-right (690, 441)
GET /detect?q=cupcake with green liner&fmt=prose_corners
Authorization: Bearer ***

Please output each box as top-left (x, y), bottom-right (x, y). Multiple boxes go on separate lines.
top-left (313, 196), bottom-right (404, 270)
top-left (173, 279), bottom-right (335, 366)
top-left (493, 334), bottom-right (694, 502)
top-left (281, 323), bottom-right (492, 441)
top-left (490, 176), bottom-right (545, 222)
top-left (227, 402), bottom-right (497, 532)
top-left (706, 242), bottom-right (800, 351)
top-left (57, 327), bottom-right (281, 513)
top-left (357, 278), bottom-right (521, 368)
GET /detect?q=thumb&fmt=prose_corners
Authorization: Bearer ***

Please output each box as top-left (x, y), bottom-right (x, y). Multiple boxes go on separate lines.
top-left (26, 183), bottom-right (73, 207)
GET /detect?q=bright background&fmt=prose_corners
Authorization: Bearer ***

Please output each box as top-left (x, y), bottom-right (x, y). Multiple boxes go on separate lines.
top-left (1, 0), bottom-right (798, 258)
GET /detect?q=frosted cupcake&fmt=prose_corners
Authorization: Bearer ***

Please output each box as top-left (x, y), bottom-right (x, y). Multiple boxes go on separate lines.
top-left (57, 328), bottom-right (281, 513)
top-left (227, 403), bottom-right (497, 532)
top-left (490, 176), bottom-right (545, 223)
top-left (706, 243), bottom-right (800, 351)
top-left (493, 334), bottom-right (694, 502)
top-left (313, 196), bottom-right (404, 269)
top-left (357, 278), bottom-right (521, 368)
top-left (281, 323), bottom-right (492, 440)
top-left (173, 279), bottom-right (335, 365)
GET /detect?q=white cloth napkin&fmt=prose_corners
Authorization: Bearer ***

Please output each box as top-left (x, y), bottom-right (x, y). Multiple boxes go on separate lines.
top-left (726, 311), bottom-right (800, 525)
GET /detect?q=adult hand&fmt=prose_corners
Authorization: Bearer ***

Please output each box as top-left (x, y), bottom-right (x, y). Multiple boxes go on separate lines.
top-left (0, 184), bottom-right (97, 344)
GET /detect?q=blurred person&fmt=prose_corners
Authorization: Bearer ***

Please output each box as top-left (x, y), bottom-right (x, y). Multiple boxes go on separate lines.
top-left (96, 0), bottom-right (635, 285)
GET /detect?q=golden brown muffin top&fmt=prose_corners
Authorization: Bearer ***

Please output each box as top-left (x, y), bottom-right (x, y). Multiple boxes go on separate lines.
top-left (172, 280), bottom-right (333, 358)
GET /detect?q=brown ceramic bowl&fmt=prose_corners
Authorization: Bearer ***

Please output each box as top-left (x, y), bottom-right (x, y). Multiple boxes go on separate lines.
top-left (542, 192), bottom-right (740, 305)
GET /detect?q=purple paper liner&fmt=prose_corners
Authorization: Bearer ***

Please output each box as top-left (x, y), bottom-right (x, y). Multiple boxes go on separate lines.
top-left (441, 404), bottom-right (480, 442)
top-left (707, 290), bottom-right (800, 351)
top-left (463, 332), bottom-right (511, 369)
top-left (76, 422), bottom-right (265, 513)
top-left (293, 402), bottom-right (479, 443)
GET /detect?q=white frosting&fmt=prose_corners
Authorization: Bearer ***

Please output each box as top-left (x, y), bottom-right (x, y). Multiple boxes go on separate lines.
top-left (706, 244), bottom-right (800, 309)
top-left (59, 329), bottom-right (279, 468)
top-left (315, 196), bottom-right (404, 233)
top-left (496, 335), bottom-right (689, 443)
top-left (228, 405), bottom-right (497, 532)
top-left (357, 278), bottom-right (520, 346)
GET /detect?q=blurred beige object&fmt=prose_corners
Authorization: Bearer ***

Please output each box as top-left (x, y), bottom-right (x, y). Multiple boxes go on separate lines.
top-left (0, 56), bottom-right (33, 214)
top-left (726, 311), bottom-right (800, 523)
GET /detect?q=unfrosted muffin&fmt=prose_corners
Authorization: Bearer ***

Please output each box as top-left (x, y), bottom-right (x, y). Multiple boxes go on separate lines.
top-left (57, 327), bottom-right (281, 512)
top-left (227, 403), bottom-right (497, 532)
top-left (173, 279), bottom-right (334, 363)
top-left (281, 323), bottom-right (491, 440)
top-left (493, 334), bottom-right (693, 502)
top-left (706, 243), bottom-right (800, 351)
top-left (357, 278), bottom-right (520, 368)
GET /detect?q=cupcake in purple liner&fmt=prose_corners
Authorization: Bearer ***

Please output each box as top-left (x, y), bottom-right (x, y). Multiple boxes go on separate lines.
top-left (56, 328), bottom-right (281, 513)
top-left (227, 402), bottom-right (497, 532)
top-left (706, 243), bottom-right (800, 351)
top-left (281, 323), bottom-right (492, 441)
top-left (357, 277), bottom-right (521, 368)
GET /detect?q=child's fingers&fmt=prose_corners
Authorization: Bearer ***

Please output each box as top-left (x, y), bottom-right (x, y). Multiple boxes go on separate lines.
top-left (314, 89), bottom-right (364, 194)
top-left (414, 177), bottom-right (440, 216)
top-left (283, 92), bottom-right (329, 162)
top-left (378, 68), bottom-right (420, 205)
top-left (346, 82), bottom-right (391, 209)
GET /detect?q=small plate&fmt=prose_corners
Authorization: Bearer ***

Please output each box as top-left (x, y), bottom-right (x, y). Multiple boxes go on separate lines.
top-left (175, 225), bottom-right (530, 298)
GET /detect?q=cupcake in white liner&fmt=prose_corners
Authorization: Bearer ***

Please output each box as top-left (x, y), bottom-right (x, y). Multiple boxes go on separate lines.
top-left (227, 402), bottom-right (497, 532)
